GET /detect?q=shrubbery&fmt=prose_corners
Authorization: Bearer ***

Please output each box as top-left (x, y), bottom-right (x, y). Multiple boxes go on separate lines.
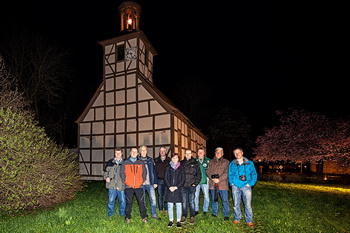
top-left (0, 108), bottom-right (84, 215)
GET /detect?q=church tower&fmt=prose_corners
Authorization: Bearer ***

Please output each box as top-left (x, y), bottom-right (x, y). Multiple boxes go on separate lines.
top-left (76, 1), bottom-right (207, 180)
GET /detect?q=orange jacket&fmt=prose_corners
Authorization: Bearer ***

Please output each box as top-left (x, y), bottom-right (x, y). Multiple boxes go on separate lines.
top-left (121, 158), bottom-right (147, 188)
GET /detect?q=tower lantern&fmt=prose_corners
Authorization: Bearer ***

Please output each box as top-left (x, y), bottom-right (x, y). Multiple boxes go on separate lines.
top-left (118, 1), bottom-right (141, 32)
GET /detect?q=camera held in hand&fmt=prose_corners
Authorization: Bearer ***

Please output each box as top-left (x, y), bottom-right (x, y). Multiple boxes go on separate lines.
top-left (239, 175), bottom-right (246, 181)
top-left (211, 174), bottom-right (219, 179)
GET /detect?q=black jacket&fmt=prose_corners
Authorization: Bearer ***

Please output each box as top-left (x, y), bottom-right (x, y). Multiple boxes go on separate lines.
top-left (154, 156), bottom-right (171, 180)
top-left (164, 163), bottom-right (185, 203)
top-left (181, 157), bottom-right (201, 187)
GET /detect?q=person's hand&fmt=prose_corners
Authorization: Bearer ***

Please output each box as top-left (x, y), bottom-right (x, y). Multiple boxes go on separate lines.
top-left (213, 178), bottom-right (219, 183)
top-left (106, 177), bottom-right (110, 183)
top-left (169, 186), bottom-right (178, 192)
top-left (154, 184), bottom-right (158, 189)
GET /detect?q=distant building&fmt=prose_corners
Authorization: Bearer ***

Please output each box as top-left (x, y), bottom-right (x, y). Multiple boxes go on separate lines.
top-left (76, 1), bottom-right (207, 180)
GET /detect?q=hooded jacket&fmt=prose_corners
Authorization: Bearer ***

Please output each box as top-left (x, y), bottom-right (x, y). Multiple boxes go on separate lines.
top-left (103, 158), bottom-right (125, 191)
top-left (228, 157), bottom-right (258, 188)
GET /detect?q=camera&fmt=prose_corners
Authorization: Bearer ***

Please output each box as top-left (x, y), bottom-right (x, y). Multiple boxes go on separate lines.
top-left (239, 175), bottom-right (246, 181)
top-left (211, 174), bottom-right (219, 179)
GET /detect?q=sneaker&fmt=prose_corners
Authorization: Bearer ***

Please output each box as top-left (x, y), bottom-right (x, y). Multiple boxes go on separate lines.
top-left (180, 216), bottom-right (186, 223)
top-left (167, 221), bottom-right (173, 227)
top-left (152, 215), bottom-right (161, 220)
top-left (211, 214), bottom-right (217, 217)
top-left (247, 222), bottom-right (255, 227)
top-left (190, 216), bottom-right (195, 225)
top-left (176, 222), bottom-right (182, 228)
top-left (164, 210), bottom-right (168, 215)
top-left (195, 211), bottom-right (199, 216)
top-left (224, 217), bottom-right (230, 221)
top-left (203, 212), bottom-right (207, 215)
top-left (233, 220), bottom-right (240, 224)
top-left (142, 217), bottom-right (148, 223)
top-left (125, 218), bottom-right (131, 223)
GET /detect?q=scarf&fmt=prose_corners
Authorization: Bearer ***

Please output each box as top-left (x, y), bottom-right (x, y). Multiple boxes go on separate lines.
top-left (170, 161), bottom-right (180, 170)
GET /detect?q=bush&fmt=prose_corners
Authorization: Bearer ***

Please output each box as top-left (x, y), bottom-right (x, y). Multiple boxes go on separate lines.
top-left (0, 108), bottom-right (84, 215)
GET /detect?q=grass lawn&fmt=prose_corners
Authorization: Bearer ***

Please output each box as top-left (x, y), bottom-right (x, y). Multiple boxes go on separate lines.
top-left (1, 181), bottom-right (349, 233)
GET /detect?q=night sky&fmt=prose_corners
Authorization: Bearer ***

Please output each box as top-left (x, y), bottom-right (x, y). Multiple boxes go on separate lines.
top-left (1, 1), bottom-right (348, 143)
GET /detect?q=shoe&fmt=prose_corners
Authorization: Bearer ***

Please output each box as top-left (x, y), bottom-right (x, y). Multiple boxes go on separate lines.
top-left (125, 217), bottom-right (131, 223)
top-left (195, 211), bottom-right (199, 216)
top-left (180, 216), bottom-right (186, 223)
top-left (164, 210), bottom-right (168, 215)
top-left (211, 214), bottom-right (217, 217)
top-left (247, 222), bottom-right (255, 227)
top-left (152, 215), bottom-right (161, 220)
top-left (203, 212), bottom-right (207, 215)
top-left (167, 221), bottom-right (173, 227)
top-left (142, 217), bottom-right (148, 223)
top-left (233, 220), bottom-right (240, 224)
top-left (159, 210), bottom-right (164, 213)
top-left (190, 216), bottom-right (195, 225)
top-left (224, 217), bottom-right (230, 221)
top-left (176, 222), bottom-right (182, 228)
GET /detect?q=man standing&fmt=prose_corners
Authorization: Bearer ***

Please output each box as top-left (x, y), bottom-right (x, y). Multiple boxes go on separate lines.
top-left (194, 148), bottom-right (211, 215)
top-left (229, 148), bottom-right (257, 227)
top-left (138, 145), bottom-right (161, 220)
top-left (103, 148), bottom-right (126, 217)
top-left (206, 147), bottom-right (230, 220)
top-left (154, 146), bottom-right (171, 215)
top-left (121, 147), bottom-right (148, 223)
top-left (180, 149), bottom-right (201, 225)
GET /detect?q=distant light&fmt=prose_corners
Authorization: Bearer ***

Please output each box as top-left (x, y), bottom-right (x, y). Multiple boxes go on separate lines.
top-left (127, 19), bottom-right (132, 25)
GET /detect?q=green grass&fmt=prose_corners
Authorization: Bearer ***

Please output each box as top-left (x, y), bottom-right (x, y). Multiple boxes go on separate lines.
top-left (1, 181), bottom-right (349, 233)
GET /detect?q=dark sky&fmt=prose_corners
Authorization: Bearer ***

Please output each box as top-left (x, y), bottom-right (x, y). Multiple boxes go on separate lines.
top-left (1, 1), bottom-right (348, 141)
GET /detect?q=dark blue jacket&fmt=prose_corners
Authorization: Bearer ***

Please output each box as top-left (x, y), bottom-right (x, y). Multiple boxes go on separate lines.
top-left (139, 155), bottom-right (159, 185)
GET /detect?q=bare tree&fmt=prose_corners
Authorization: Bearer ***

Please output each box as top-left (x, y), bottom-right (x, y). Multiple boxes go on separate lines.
top-left (0, 25), bottom-right (73, 143)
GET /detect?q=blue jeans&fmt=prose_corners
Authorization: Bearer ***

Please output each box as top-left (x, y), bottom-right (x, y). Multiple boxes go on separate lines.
top-left (232, 185), bottom-right (253, 223)
top-left (107, 189), bottom-right (126, 217)
top-left (143, 185), bottom-right (157, 216)
top-left (195, 184), bottom-right (210, 212)
top-left (157, 180), bottom-right (167, 211)
top-left (181, 186), bottom-right (196, 217)
top-left (167, 202), bottom-right (182, 222)
top-left (210, 189), bottom-right (230, 217)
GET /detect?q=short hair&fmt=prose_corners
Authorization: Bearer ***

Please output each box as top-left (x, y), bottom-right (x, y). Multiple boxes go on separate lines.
top-left (139, 145), bottom-right (147, 150)
top-left (215, 147), bottom-right (224, 152)
top-left (115, 147), bottom-right (123, 152)
top-left (197, 148), bottom-right (205, 152)
top-left (233, 147), bottom-right (243, 153)
top-left (171, 153), bottom-right (179, 158)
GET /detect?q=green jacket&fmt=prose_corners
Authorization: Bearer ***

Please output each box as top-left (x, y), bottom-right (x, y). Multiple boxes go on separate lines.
top-left (195, 156), bottom-right (211, 185)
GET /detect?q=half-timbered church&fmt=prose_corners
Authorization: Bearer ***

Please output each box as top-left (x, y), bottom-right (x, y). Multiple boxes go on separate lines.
top-left (76, 1), bottom-right (207, 180)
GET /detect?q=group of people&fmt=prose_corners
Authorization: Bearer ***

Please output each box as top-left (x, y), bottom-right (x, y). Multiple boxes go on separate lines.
top-left (103, 146), bottom-right (258, 228)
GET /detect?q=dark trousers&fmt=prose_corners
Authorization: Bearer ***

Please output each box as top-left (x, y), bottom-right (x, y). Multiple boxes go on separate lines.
top-left (157, 179), bottom-right (167, 211)
top-left (125, 188), bottom-right (147, 219)
top-left (181, 186), bottom-right (196, 217)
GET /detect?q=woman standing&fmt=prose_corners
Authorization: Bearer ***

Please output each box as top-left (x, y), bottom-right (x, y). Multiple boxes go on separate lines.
top-left (164, 153), bottom-right (185, 228)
